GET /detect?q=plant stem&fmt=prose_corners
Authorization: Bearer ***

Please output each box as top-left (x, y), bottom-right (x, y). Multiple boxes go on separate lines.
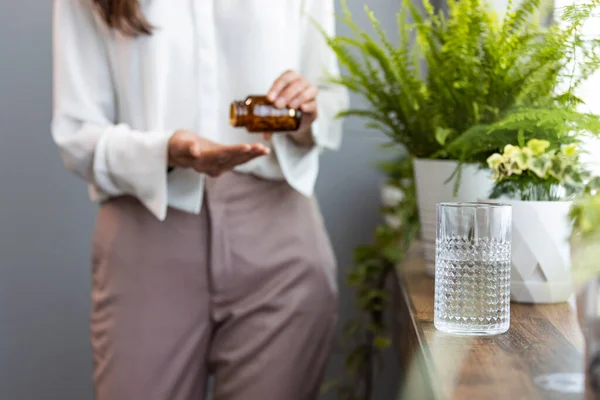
top-left (365, 264), bottom-right (393, 400)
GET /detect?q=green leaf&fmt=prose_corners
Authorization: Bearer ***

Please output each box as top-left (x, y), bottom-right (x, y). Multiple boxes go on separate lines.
top-left (517, 129), bottom-right (525, 148)
top-left (345, 346), bottom-right (368, 371)
top-left (382, 246), bottom-right (404, 262)
top-left (320, 379), bottom-right (338, 394)
top-left (318, 1), bottom-right (600, 396)
top-left (343, 320), bottom-right (363, 336)
top-left (435, 126), bottom-right (454, 146)
top-left (373, 336), bottom-right (392, 349)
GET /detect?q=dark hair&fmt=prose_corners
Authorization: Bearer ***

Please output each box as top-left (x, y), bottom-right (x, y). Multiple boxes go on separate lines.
top-left (93, 0), bottom-right (153, 37)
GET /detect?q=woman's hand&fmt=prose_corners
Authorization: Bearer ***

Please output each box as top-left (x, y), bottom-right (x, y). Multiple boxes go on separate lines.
top-left (265, 70), bottom-right (318, 147)
top-left (168, 130), bottom-right (270, 177)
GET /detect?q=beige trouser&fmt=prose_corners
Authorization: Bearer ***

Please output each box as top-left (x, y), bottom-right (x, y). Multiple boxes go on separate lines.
top-left (90, 172), bottom-right (338, 400)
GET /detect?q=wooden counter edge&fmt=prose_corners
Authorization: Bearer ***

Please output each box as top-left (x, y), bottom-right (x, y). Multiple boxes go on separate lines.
top-left (393, 263), bottom-right (444, 400)
top-left (391, 243), bottom-right (585, 400)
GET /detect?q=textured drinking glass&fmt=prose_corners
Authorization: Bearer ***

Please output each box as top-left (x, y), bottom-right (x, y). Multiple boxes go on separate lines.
top-left (434, 202), bottom-right (512, 336)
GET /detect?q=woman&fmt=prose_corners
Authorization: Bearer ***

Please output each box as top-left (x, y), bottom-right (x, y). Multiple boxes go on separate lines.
top-left (51, 0), bottom-right (349, 399)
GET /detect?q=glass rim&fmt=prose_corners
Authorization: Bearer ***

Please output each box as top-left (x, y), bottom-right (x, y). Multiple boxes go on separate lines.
top-left (437, 201), bottom-right (511, 209)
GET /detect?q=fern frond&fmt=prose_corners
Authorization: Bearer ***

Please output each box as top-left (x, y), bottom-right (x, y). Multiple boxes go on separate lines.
top-left (322, 0), bottom-right (600, 161)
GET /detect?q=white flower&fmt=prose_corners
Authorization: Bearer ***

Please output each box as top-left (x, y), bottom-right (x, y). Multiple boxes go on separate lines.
top-left (486, 153), bottom-right (505, 170)
top-left (384, 215), bottom-right (402, 229)
top-left (381, 185), bottom-right (405, 207)
top-left (526, 139), bottom-right (551, 156)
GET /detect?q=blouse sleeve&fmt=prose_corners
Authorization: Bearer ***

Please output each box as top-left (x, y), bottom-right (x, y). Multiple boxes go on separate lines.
top-left (272, 0), bottom-right (349, 195)
top-left (52, 0), bottom-right (172, 220)
top-left (298, 0), bottom-right (349, 150)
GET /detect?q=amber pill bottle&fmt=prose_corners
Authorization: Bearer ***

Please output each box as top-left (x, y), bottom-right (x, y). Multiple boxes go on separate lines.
top-left (230, 95), bottom-right (303, 132)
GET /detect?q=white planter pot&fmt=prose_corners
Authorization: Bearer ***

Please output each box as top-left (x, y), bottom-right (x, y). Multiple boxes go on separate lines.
top-left (413, 158), bottom-right (494, 275)
top-left (503, 200), bottom-right (573, 304)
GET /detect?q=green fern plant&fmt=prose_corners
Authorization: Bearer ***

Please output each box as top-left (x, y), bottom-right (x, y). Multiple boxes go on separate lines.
top-left (326, 0), bottom-right (600, 162)
top-left (327, 1), bottom-right (600, 400)
top-left (326, 1), bottom-right (600, 399)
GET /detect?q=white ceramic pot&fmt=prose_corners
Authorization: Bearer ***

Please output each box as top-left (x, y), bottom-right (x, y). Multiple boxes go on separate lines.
top-left (413, 158), bottom-right (494, 275)
top-left (504, 200), bottom-right (573, 304)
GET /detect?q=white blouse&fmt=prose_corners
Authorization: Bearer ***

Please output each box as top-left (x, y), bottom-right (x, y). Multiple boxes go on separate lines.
top-left (52, 0), bottom-right (349, 220)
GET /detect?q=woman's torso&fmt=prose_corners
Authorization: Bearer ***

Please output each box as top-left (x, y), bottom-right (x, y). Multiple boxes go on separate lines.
top-left (100, 0), bottom-right (306, 174)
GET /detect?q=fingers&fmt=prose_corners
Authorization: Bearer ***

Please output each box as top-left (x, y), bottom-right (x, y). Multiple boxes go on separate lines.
top-left (266, 70), bottom-right (318, 118)
top-left (224, 143), bottom-right (269, 158)
top-left (215, 144), bottom-right (265, 164)
top-left (169, 139), bottom-right (200, 168)
top-left (169, 132), bottom-right (271, 175)
top-left (188, 141), bottom-right (202, 158)
top-left (274, 79), bottom-right (310, 109)
top-left (224, 145), bottom-right (269, 168)
top-left (170, 135), bottom-right (195, 157)
top-left (299, 100), bottom-right (318, 114)
top-left (289, 85), bottom-right (318, 110)
top-left (267, 70), bottom-right (300, 103)
top-left (193, 143), bottom-right (270, 175)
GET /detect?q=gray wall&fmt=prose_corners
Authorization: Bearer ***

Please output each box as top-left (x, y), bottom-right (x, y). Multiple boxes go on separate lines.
top-left (318, 2), bottom-right (401, 400)
top-left (0, 1), bottom-right (398, 399)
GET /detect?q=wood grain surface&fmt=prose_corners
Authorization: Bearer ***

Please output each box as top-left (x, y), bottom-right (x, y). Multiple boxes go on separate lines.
top-left (393, 244), bottom-right (585, 400)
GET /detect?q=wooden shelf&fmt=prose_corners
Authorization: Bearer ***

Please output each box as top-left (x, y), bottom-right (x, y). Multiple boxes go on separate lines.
top-left (392, 243), bottom-right (584, 400)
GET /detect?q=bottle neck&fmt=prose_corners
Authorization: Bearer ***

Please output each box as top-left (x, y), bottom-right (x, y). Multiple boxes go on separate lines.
top-left (230, 101), bottom-right (249, 127)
